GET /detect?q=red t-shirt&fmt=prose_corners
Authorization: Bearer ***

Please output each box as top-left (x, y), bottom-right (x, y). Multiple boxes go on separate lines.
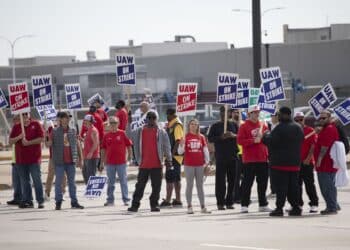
top-left (184, 133), bottom-right (207, 167)
top-left (80, 112), bottom-right (104, 142)
top-left (83, 126), bottom-right (100, 159)
top-left (101, 130), bottom-right (132, 165)
top-left (301, 126), bottom-right (317, 164)
top-left (97, 108), bottom-right (108, 122)
top-left (237, 120), bottom-right (269, 163)
top-left (10, 120), bottom-right (44, 164)
top-left (115, 108), bottom-right (128, 131)
top-left (314, 123), bottom-right (339, 173)
top-left (63, 128), bottom-right (73, 164)
top-left (140, 127), bottom-right (161, 168)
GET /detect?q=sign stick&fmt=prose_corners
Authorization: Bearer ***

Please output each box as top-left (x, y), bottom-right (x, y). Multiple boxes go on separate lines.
top-left (183, 116), bottom-right (187, 135)
top-left (20, 113), bottom-right (25, 137)
top-left (126, 86), bottom-right (131, 112)
top-left (224, 104), bottom-right (228, 133)
top-left (0, 109), bottom-right (10, 131)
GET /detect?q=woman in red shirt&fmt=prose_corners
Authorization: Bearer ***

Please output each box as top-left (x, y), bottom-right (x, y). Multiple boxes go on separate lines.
top-left (178, 119), bottom-right (211, 214)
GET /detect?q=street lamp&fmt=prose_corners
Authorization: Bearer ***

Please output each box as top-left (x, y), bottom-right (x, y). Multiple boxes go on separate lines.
top-left (0, 34), bottom-right (35, 85)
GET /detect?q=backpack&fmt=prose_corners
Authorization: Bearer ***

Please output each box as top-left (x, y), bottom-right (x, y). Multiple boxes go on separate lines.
top-left (336, 124), bottom-right (350, 154)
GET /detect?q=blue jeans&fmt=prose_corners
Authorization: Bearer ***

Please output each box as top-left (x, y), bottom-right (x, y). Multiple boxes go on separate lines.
top-left (17, 164), bottom-right (44, 204)
top-left (55, 164), bottom-right (78, 204)
top-left (12, 164), bottom-right (24, 202)
top-left (317, 172), bottom-right (338, 211)
top-left (106, 164), bottom-right (129, 203)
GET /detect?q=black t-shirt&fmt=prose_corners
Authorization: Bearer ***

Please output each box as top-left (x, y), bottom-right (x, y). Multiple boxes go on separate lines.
top-left (207, 121), bottom-right (238, 161)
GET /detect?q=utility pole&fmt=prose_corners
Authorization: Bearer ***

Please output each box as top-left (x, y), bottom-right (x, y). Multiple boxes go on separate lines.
top-left (252, 0), bottom-right (262, 87)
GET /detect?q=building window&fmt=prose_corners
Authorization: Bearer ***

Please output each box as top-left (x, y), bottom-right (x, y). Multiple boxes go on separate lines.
top-left (320, 35), bottom-right (328, 40)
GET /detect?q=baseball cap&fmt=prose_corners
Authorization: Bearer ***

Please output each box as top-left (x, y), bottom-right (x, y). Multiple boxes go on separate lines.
top-left (293, 111), bottom-right (305, 118)
top-left (84, 114), bottom-right (95, 123)
top-left (248, 105), bottom-right (260, 113)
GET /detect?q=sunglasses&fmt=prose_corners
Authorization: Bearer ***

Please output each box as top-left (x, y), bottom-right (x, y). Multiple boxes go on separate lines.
top-left (319, 117), bottom-right (328, 120)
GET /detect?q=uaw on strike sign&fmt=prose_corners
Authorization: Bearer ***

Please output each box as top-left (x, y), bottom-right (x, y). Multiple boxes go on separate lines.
top-left (216, 72), bottom-right (239, 105)
top-left (8, 82), bottom-right (30, 114)
top-left (116, 54), bottom-right (136, 85)
top-left (31, 74), bottom-right (53, 107)
top-left (176, 83), bottom-right (197, 116)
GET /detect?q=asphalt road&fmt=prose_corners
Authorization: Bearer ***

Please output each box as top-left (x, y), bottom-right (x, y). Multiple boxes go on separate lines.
top-left (1, 174), bottom-right (350, 250)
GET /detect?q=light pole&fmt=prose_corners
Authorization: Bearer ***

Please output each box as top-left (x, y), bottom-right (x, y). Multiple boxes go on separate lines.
top-left (0, 34), bottom-right (34, 85)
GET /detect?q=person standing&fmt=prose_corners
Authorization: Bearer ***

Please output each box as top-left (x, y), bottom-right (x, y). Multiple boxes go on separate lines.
top-left (178, 119), bottom-right (211, 214)
top-left (293, 111), bottom-right (319, 213)
top-left (9, 112), bottom-right (45, 209)
top-left (101, 116), bottom-right (133, 206)
top-left (160, 108), bottom-right (184, 207)
top-left (314, 110), bottom-right (340, 215)
top-left (263, 107), bottom-right (304, 216)
top-left (128, 111), bottom-right (172, 212)
top-left (80, 106), bottom-right (104, 143)
top-left (48, 111), bottom-right (84, 210)
top-left (207, 106), bottom-right (238, 210)
top-left (44, 119), bottom-right (67, 201)
top-left (231, 108), bottom-right (243, 204)
top-left (93, 98), bottom-right (108, 123)
top-left (115, 100), bottom-right (128, 131)
top-left (82, 115), bottom-right (100, 184)
top-left (237, 105), bottom-right (271, 213)
top-left (7, 115), bottom-right (25, 206)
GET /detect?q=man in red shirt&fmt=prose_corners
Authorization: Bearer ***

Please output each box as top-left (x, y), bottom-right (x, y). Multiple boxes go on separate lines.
top-left (314, 110), bottom-right (340, 215)
top-left (80, 106), bottom-right (104, 143)
top-left (9, 112), bottom-right (45, 209)
top-left (93, 98), bottom-right (108, 123)
top-left (294, 112), bottom-right (319, 213)
top-left (82, 114), bottom-right (100, 184)
top-left (128, 111), bottom-right (172, 212)
top-left (115, 100), bottom-right (128, 131)
top-left (237, 105), bottom-right (271, 213)
top-left (101, 116), bottom-right (132, 206)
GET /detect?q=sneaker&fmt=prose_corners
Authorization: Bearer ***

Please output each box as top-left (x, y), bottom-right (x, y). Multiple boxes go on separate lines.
top-left (259, 206), bottom-right (272, 212)
top-left (309, 206), bottom-right (318, 213)
top-left (201, 207), bottom-right (211, 214)
top-left (187, 207), bottom-right (194, 214)
top-left (7, 200), bottom-right (20, 206)
top-left (172, 199), bottom-right (183, 207)
top-left (151, 206), bottom-right (160, 212)
top-left (320, 209), bottom-right (337, 215)
top-left (55, 202), bottom-right (62, 210)
top-left (217, 205), bottom-right (225, 210)
top-left (71, 203), bottom-right (84, 209)
top-left (104, 202), bottom-right (114, 207)
top-left (159, 199), bottom-right (172, 207)
top-left (123, 201), bottom-right (129, 206)
top-left (19, 202), bottom-right (34, 209)
top-left (226, 205), bottom-right (234, 210)
top-left (269, 208), bottom-right (284, 217)
top-left (38, 203), bottom-right (45, 209)
top-left (240, 206), bottom-right (249, 213)
top-left (127, 206), bottom-right (138, 212)
top-left (288, 208), bottom-right (302, 216)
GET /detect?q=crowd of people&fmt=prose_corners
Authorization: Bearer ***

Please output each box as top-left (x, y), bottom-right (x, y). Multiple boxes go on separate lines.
top-left (4, 98), bottom-right (348, 216)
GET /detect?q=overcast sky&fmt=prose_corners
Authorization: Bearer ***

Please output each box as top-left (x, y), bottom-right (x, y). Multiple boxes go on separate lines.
top-left (0, 0), bottom-right (349, 66)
